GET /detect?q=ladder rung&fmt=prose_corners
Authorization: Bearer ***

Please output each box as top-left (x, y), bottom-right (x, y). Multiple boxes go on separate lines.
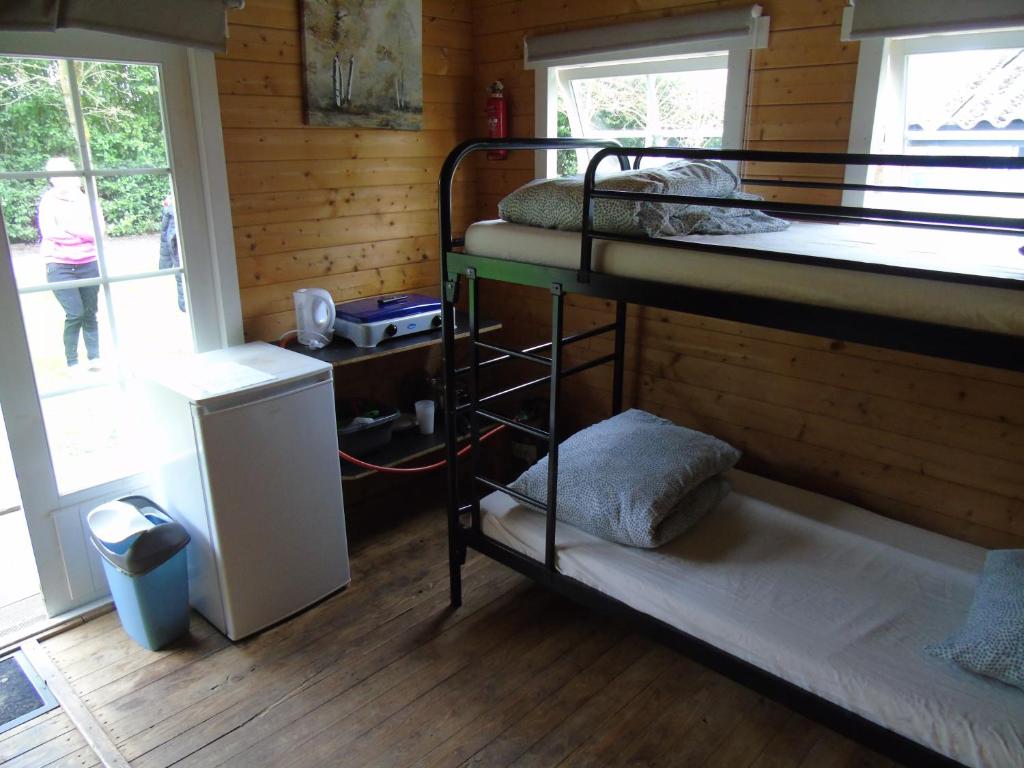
top-left (478, 376), bottom-right (545, 407)
top-left (475, 475), bottom-right (547, 510)
top-left (455, 354), bottom-right (506, 376)
top-left (477, 408), bottom-right (550, 440)
top-left (456, 327), bottom-right (615, 376)
top-left (564, 322), bottom-right (617, 344)
top-left (565, 352), bottom-right (616, 376)
top-left (475, 341), bottom-right (551, 366)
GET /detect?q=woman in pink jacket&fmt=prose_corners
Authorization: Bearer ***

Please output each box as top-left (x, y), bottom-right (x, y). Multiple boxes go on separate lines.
top-left (38, 157), bottom-right (101, 370)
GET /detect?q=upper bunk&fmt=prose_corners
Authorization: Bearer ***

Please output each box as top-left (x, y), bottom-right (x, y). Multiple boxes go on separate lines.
top-left (439, 140), bottom-right (1024, 371)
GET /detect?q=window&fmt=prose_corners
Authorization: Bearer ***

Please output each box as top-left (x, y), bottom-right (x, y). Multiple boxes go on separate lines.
top-left (848, 28), bottom-right (1024, 216)
top-left (553, 53), bottom-right (731, 175)
top-left (526, 5), bottom-right (768, 178)
top-left (0, 55), bottom-right (195, 494)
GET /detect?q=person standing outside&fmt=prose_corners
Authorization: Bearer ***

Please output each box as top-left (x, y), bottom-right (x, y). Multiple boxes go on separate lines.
top-left (37, 157), bottom-right (102, 370)
top-left (159, 194), bottom-right (185, 312)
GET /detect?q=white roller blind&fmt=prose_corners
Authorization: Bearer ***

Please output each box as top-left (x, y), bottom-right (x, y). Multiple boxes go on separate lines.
top-left (524, 4), bottom-right (769, 69)
top-left (0, 0), bottom-right (242, 51)
top-left (842, 0), bottom-right (1024, 40)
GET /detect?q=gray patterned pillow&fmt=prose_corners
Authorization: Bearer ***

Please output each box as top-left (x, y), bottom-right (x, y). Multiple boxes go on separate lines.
top-left (497, 160), bottom-right (789, 237)
top-left (926, 549), bottom-right (1024, 690)
top-left (497, 167), bottom-right (669, 236)
top-left (507, 409), bottom-right (740, 548)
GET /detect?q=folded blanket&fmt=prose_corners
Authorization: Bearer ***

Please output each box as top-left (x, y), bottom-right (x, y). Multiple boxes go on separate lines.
top-left (643, 161), bottom-right (791, 236)
top-left (507, 409), bottom-right (740, 548)
top-left (498, 160), bottom-right (789, 238)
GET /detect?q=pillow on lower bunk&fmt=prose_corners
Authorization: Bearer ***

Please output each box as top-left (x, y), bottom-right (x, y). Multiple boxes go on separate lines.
top-left (646, 476), bottom-right (732, 547)
top-left (496, 160), bottom-right (789, 238)
top-left (507, 409), bottom-right (740, 548)
top-left (926, 549), bottom-right (1024, 690)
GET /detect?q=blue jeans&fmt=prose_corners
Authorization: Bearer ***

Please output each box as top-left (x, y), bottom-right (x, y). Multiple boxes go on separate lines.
top-left (47, 261), bottom-right (100, 366)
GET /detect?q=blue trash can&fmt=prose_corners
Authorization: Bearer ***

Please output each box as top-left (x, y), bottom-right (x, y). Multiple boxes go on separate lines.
top-left (87, 496), bottom-right (191, 651)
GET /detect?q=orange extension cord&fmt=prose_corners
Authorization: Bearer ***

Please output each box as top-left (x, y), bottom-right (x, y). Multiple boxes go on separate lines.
top-left (339, 424), bottom-right (505, 474)
top-left (279, 333), bottom-right (505, 474)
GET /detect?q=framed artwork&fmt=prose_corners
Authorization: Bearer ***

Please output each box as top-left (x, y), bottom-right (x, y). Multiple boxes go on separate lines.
top-left (300, 0), bottom-right (423, 130)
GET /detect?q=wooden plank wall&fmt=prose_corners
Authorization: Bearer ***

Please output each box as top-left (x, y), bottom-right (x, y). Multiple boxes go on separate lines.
top-left (218, 0), bottom-right (477, 342)
top-left (468, 0), bottom-right (1024, 549)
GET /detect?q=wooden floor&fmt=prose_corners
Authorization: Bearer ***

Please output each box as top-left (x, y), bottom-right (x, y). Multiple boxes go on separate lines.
top-left (11, 507), bottom-right (896, 767)
top-left (0, 709), bottom-right (99, 768)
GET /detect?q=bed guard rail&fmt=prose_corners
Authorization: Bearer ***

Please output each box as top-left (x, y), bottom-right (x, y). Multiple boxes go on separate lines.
top-left (578, 147), bottom-right (1024, 283)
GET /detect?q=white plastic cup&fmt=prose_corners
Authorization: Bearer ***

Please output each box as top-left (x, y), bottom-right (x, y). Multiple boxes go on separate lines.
top-left (414, 400), bottom-right (436, 435)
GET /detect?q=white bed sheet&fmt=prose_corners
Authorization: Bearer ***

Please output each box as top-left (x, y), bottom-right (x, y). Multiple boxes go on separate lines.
top-left (480, 470), bottom-right (1024, 767)
top-left (464, 220), bottom-right (1024, 336)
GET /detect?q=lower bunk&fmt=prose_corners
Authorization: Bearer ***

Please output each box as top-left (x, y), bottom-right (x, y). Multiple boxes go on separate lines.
top-left (471, 470), bottom-right (1023, 768)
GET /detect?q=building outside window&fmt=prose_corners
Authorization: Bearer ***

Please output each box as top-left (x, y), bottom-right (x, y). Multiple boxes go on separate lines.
top-left (845, 7), bottom-right (1024, 217)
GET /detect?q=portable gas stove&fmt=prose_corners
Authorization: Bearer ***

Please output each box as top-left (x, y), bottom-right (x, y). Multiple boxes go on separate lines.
top-left (333, 293), bottom-right (444, 348)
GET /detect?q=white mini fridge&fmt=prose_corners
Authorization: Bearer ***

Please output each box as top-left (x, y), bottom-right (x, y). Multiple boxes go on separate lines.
top-left (141, 341), bottom-right (350, 640)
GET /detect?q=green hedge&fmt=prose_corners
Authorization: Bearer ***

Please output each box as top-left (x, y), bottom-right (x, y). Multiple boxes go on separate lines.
top-left (0, 58), bottom-right (169, 244)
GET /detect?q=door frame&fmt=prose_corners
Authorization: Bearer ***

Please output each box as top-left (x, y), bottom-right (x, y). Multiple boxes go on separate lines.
top-left (0, 30), bottom-right (242, 616)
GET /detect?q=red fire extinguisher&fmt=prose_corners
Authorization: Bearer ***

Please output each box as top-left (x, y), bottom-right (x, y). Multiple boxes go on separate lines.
top-left (486, 80), bottom-right (508, 160)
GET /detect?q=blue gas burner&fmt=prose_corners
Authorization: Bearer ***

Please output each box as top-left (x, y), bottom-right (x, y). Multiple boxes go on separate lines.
top-left (333, 293), bottom-right (444, 348)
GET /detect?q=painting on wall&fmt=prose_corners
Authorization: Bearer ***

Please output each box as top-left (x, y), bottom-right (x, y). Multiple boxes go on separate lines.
top-left (301, 0), bottom-right (423, 131)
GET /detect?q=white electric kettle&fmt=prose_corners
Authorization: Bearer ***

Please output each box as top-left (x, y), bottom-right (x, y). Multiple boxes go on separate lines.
top-left (293, 288), bottom-right (335, 349)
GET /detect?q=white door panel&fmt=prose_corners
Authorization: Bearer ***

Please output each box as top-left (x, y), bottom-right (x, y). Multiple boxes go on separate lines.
top-left (0, 30), bottom-right (240, 617)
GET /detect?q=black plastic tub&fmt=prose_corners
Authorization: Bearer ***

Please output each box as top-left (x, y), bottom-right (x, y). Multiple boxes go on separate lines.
top-left (337, 401), bottom-right (401, 457)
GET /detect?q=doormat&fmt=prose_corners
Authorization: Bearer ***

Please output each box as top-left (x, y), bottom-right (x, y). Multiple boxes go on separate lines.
top-left (0, 651), bottom-right (58, 735)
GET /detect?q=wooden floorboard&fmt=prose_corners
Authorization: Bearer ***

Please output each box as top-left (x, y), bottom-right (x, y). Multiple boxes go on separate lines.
top-left (0, 710), bottom-right (100, 768)
top-left (37, 505), bottom-right (896, 767)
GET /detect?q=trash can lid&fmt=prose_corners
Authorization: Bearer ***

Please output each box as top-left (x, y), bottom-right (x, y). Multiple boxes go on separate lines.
top-left (88, 500), bottom-right (156, 548)
top-left (87, 496), bottom-right (190, 575)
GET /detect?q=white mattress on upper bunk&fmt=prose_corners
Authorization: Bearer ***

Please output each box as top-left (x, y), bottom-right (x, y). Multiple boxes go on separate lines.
top-left (479, 470), bottom-right (1024, 768)
top-left (463, 220), bottom-right (1024, 336)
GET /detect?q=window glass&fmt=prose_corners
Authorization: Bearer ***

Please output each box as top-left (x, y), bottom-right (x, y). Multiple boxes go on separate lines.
top-left (897, 47), bottom-right (1023, 216)
top-left (656, 68), bottom-right (727, 147)
top-left (0, 57), bottom-right (82, 173)
top-left (107, 275), bottom-right (191, 364)
top-left (95, 173), bottom-right (175, 277)
top-left (1, 177), bottom-right (64, 291)
top-left (77, 61), bottom-right (169, 170)
top-left (556, 94), bottom-right (578, 176)
top-left (40, 385), bottom-right (140, 495)
top-left (555, 55), bottom-right (729, 176)
top-left (17, 290), bottom-right (112, 397)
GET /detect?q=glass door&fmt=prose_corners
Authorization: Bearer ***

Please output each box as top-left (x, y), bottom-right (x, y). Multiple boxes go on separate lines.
top-left (0, 30), bottom-right (241, 618)
top-left (1, 55), bottom-right (193, 495)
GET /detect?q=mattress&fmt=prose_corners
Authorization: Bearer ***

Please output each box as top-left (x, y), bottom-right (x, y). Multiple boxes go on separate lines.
top-left (480, 470), bottom-right (1024, 768)
top-left (463, 220), bottom-right (1024, 336)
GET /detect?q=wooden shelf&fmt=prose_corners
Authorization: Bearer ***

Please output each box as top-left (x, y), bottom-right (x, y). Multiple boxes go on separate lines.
top-left (340, 427), bottom-right (466, 480)
top-left (288, 311), bottom-right (501, 367)
top-left (287, 309), bottom-right (501, 480)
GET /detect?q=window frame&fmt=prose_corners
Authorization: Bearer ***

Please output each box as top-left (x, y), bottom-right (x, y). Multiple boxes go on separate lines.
top-left (845, 27), bottom-right (1024, 205)
top-left (533, 41), bottom-right (752, 178)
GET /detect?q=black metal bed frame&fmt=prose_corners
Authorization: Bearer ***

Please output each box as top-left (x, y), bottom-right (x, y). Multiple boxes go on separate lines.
top-left (438, 138), bottom-right (1024, 768)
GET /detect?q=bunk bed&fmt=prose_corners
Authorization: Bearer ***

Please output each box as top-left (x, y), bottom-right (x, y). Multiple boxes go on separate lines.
top-left (437, 139), bottom-right (1024, 768)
